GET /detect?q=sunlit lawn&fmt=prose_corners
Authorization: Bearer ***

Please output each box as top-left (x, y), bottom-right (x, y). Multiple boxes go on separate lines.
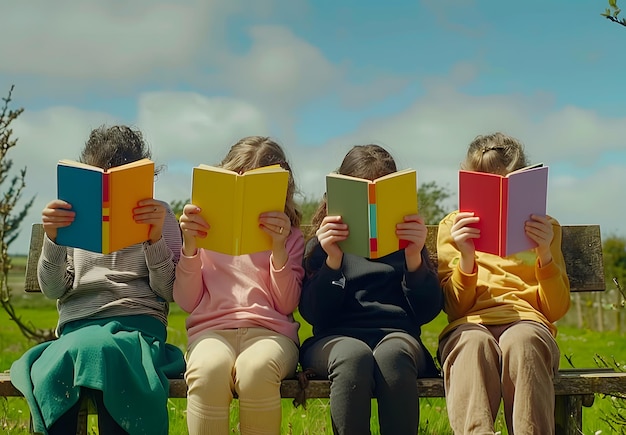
top-left (2, 256), bottom-right (626, 434)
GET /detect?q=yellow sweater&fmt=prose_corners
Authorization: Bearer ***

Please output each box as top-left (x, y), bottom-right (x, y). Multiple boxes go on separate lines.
top-left (437, 211), bottom-right (571, 339)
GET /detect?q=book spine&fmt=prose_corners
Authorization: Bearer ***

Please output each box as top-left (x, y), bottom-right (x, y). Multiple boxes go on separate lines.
top-left (368, 183), bottom-right (378, 258)
top-left (500, 177), bottom-right (508, 256)
top-left (233, 175), bottom-right (244, 255)
top-left (102, 172), bottom-right (111, 254)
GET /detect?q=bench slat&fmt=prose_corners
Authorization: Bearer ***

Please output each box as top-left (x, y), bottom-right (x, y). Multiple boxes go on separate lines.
top-left (560, 225), bottom-right (605, 292)
top-left (24, 223), bottom-right (44, 293)
top-left (4, 371), bottom-right (626, 400)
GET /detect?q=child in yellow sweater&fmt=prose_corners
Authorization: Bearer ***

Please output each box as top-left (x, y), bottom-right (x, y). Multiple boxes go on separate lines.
top-left (437, 132), bottom-right (570, 434)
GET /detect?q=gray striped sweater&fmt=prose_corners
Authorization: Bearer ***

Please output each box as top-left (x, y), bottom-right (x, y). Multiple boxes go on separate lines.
top-left (37, 202), bottom-right (182, 335)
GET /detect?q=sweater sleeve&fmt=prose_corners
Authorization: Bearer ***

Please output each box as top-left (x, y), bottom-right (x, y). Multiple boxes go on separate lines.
top-left (142, 203), bottom-right (181, 302)
top-left (299, 239), bottom-right (348, 328)
top-left (437, 211), bottom-right (480, 320)
top-left (535, 219), bottom-right (571, 322)
top-left (402, 247), bottom-right (444, 325)
top-left (172, 252), bottom-right (204, 314)
top-left (267, 229), bottom-right (305, 315)
top-left (37, 236), bottom-right (74, 300)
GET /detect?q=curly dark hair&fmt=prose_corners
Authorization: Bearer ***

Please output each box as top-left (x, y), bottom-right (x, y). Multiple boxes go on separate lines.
top-left (80, 125), bottom-right (160, 175)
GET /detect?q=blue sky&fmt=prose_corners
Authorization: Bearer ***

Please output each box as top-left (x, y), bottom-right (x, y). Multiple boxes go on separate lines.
top-left (1, 0), bottom-right (625, 254)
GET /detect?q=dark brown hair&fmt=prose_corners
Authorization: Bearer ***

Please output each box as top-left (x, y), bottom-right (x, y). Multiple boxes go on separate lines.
top-left (309, 144), bottom-right (397, 233)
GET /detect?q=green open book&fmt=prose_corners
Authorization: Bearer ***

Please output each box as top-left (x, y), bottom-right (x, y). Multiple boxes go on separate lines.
top-left (326, 168), bottom-right (418, 258)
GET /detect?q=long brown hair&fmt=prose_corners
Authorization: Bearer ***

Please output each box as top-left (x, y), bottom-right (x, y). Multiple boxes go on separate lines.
top-left (220, 136), bottom-right (302, 228)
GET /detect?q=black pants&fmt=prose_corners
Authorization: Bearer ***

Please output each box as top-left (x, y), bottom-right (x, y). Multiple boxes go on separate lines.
top-left (301, 332), bottom-right (431, 435)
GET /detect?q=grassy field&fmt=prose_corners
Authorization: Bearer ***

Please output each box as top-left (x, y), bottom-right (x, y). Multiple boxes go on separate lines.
top-left (1, 256), bottom-right (626, 434)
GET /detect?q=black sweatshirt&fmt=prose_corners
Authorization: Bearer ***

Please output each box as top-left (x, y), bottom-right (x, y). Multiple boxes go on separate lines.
top-left (299, 238), bottom-right (443, 373)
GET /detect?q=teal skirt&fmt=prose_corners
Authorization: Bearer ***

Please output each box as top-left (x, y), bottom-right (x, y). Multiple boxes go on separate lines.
top-left (10, 315), bottom-right (185, 435)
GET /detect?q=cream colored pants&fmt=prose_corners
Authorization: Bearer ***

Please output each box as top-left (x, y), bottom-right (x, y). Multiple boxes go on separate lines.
top-left (185, 328), bottom-right (298, 435)
top-left (439, 321), bottom-right (560, 435)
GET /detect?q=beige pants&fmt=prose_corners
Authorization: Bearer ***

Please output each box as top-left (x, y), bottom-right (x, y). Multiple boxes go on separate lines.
top-left (439, 321), bottom-right (560, 435)
top-left (185, 328), bottom-right (299, 435)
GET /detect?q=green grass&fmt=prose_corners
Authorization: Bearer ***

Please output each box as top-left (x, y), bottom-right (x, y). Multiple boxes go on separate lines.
top-left (2, 259), bottom-right (625, 434)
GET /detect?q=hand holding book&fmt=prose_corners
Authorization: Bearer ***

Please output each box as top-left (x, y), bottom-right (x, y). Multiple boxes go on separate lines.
top-left (523, 213), bottom-right (554, 266)
top-left (395, 214), bottom-right (427, 271)
top-left (179, 204), bottom-right (209, 256)
top-left (316, 215), bottom-right (349, 270)
top-left (258, 210), bottom-right (292, 268)
top-left (41, 199), bottom-right (76, 243)
top-left (133, 199), bottom-right (167, 245)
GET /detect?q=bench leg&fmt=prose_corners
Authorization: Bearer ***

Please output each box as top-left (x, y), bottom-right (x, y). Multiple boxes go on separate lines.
top-left (27, 395), bottom-right (90, 435)
top-left (76, 395), bottom-right (91, 435)
top-left (554, 394), bottom-right (594, 435)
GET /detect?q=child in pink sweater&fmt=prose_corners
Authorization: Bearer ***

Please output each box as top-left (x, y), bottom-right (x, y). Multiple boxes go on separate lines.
top-left (173, 136), bottom-right (304, 435)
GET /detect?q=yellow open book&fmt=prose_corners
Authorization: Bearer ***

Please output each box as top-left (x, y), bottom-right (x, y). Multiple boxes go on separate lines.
top-left (191, 164), bottom-right (289, 255)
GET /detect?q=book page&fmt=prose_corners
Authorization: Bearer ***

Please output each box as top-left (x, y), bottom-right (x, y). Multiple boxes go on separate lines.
top-left (196, 164), bottom-right (236, 175)
top-left (506, 162), bottom-right (544, 177)
top-left (192, 167), bottom-right (239, 254)
top-left (459, 170), bottom-right (504, 256)
top-left (244, 164), bottom-right (284, 175)
top-left (374, 167), bottom-right (415, 182)
top-left (57, 160), bottom-right (104, 172)
top-left (107, 159), bottom-right (154, 253)
top-left (503, 165), bottom-right (548, 255)
top-left (326, 174), bottom-right (371, 257)
top-left (56, 163), bottom-right (105, 252)
top-left (239, 169), bottom-right (289, 255)
top-left (374, 169), bottom-right (418, 258)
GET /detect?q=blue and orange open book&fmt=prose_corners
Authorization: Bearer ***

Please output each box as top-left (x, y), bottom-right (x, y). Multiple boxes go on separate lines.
top-left (56, 158), bottom-right (155, 254)
top-left (459, 163), bottom-right (548, 257)
top-left (326, 169), bottom-right (418, 259)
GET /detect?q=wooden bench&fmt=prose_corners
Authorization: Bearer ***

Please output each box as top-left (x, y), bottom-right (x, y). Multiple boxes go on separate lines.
top-left (2, 223), bottom-right (626, 435)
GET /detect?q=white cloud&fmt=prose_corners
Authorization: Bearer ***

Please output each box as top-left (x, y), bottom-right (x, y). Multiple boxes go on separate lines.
top-left (219, 25), bottom-right (341, 111)
top-left (548, 165), bottom-right (626, 232)
top-left (136, 91), bottom-right (272, 208)
top-left (0, 0), bottom-right (218, 80)
top-left (137, 91), bottom-right (270, 164)
top-left (299, 83), bottom-right (626, 175)
top-left (528, 107), bottom-right (625, 162)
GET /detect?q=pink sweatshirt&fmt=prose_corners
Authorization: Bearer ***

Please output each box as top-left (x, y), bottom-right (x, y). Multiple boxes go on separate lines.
top-left (173, 229), bottom-right (305, 346)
